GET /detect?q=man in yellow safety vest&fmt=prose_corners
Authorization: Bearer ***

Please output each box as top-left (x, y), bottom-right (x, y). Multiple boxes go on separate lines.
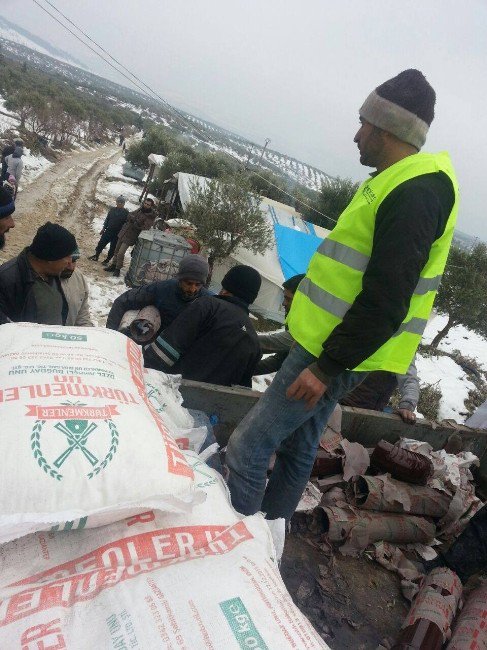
top-left (226, 69), bottom-right (459, 520)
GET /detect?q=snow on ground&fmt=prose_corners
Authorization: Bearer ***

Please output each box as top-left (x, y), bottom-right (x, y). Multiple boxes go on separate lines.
top-left (424, 313), bottom-right (487, 369)
top-left (415, 353), bottom-right (475, 421)
top-left (20, 147), bottom-right (54, 186)
top-left (87, 273), bottom-right (127, 326)
top-left (88, 155), bottom-right (158, 323)
top-left (95, 156), bottom-right (156, 228)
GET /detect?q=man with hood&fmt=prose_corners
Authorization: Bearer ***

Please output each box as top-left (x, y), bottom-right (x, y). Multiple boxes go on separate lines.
top-left (105, 198), bottom-right (157, 276)
top-left (144, 264), bottom-right (262, 387)
top-left (106, 254), bottom-right (210, 332)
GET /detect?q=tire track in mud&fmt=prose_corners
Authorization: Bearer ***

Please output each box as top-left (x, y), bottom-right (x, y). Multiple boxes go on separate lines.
top-left (1, 145), bottom-right (119, 266)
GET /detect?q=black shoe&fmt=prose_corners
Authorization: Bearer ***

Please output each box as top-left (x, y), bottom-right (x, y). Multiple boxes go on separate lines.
top-left (105, 265), bottom-right (116, 272)
top-left (101, 258), bottom-right (111, 266)
top-left (88, 254), bottom-right (99, 261)
top-left (112, 269), bottom-right (120, 277)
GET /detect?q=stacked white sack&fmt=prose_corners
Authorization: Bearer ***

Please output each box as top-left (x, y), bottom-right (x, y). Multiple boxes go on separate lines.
top-left (0, 323), bottom-right (198, 544)
top-left (0, 452), bottom-right (329, 649)
top-left (144, 367), bottom-right (208, 452)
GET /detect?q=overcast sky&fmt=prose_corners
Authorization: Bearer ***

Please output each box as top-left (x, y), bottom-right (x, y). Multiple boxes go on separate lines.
top-left (3, 1), bottom-right (486, 237)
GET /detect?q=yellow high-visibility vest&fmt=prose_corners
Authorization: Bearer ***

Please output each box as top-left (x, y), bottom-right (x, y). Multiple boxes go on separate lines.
top-left (287, 152), bottom-right (459, 374)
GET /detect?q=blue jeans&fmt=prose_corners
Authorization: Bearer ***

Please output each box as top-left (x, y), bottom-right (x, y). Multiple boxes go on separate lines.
top-left (226, 344), bottom-right (366, 520)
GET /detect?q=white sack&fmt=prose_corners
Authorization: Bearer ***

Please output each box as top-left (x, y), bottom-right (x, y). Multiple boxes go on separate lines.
top-left (0, 452), bottom-right (328, 649)
top-left (0, 323), bottom-right (196, 544)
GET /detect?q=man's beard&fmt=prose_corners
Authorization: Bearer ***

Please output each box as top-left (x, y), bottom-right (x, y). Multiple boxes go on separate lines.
top-left (60, 269), bottom-right (74, 279)
top-left (142, 206), bottom-right (151, 213)
top-left (0, 233), bottom-right (6, 250)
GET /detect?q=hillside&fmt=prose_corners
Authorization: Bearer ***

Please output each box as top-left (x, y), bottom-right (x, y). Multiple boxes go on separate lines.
top-left (0, 28), bottom-right (334, 193)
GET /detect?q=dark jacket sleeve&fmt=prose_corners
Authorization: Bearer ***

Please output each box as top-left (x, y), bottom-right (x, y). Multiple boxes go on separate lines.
top-left (106, 283), bottom-right (160, 330)
top-left (317, 172), bottom-right (455, 377)
top-left (148, 298), bottom-right (211, 369)
top-left (240, 349), bottom-right (262, 387)
top-left (103, 208), bottom-right (113, 230)
top-left (0, 294), bottom-right (12, 324)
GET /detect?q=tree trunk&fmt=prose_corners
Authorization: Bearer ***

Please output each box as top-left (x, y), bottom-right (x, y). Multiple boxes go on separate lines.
top-left (430, 314), bottom-right (456, 348)
top-left (206, 253), bottom-right (215, 286)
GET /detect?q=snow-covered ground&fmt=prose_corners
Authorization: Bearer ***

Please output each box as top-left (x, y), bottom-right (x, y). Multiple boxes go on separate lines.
top-left (251, 314), bottom-right (487, 425)
top-left (86, 155), bottom-right (157, 325)
top-left (423, 313), bottom-right (487, 369)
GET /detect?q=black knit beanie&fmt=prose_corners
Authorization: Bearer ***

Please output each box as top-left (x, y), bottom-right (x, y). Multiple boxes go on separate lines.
top-left (0, 186), bottom-right (15, 219)
top-left (359, 69), bottom-right (436, 150)
top-left (221, 265), bottom-right (261, 305)
top-left (30, 222), bottom-right (77, 261)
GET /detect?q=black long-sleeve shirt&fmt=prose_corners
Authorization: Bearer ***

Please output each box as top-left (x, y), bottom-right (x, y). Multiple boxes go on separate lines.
top-left (317, 171), bottom-right (455, 377)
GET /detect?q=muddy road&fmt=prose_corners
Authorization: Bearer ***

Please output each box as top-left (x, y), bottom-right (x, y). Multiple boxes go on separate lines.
top-left (1, 145), bottom-right (119, 273)
top-left (0, 145), bottom-right (128, 324)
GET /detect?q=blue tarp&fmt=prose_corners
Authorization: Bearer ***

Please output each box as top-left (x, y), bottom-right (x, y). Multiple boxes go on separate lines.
top-left (273, 223), bottom-right (323, 280)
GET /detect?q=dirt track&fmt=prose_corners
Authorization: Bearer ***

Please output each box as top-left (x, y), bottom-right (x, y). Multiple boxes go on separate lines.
top-left (1, 145), bottom-right (119, 274)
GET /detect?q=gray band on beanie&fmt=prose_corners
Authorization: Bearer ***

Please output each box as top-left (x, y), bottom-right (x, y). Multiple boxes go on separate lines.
top-left (360, 90), bottom-right (429, 150)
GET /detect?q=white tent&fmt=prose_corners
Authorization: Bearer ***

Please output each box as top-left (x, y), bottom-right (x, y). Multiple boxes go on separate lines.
top-left (174, 172), bottom-right (330, 322)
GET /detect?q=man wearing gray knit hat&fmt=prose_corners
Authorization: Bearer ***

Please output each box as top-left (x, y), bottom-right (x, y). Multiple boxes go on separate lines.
top-left (226, 69), bottom-right (459, 522)
top-left (106, 254), bottom-right (210, 334)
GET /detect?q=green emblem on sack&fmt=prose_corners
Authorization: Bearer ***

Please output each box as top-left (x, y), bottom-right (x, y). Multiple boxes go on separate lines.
top-left (29, 402), bottom-right (120, 481)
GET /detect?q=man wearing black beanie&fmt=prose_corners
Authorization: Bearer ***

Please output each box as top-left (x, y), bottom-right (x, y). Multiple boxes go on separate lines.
top-left (226, 70), bottom-right (459, 521)
top-left (0, 221), bottom-right (78, 324)
top-left (144, 264), bottom-right (262, 387)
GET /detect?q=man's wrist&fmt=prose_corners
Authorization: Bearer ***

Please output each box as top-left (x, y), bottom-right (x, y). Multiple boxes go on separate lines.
top-left (308, 362), bottom-right (331, 385)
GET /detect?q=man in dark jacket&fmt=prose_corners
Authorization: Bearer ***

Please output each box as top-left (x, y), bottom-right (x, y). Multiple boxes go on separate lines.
top-left (144, 265), bottom-right (262, 387)
top-left (88, 195), bottom-right (128, 264)
top-left (0, 222), bottom-right (77, 325)
top-left (106, 198), bottom-right (157, 277)
top-left (0, 185), bottom-right (15, 250)
top-left (106, 254), bottom-right (210, 331)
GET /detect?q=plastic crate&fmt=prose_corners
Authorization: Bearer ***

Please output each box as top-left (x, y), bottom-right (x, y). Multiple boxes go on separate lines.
top-left (125, 230), bottom-right (192, 287)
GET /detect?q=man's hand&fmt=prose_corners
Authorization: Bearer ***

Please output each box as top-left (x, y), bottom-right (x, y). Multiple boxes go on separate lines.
top-left (395, 408), bottom-right (416, 424)
top-left (286, 368), bottom-right (327, 410)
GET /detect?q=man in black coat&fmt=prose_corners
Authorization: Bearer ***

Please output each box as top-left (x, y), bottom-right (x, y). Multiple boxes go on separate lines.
top-left (144, 265), bottom-right (262, 388)
top-left (0, 222), bottom-right (77, 325)
top-left (88, 196), bottom-right (129, 264)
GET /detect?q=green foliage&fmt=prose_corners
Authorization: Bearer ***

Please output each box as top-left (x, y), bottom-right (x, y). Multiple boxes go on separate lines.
top-left (184, 173), bottom-right (272, 264)
top-left (0, 56), bottom-right (138, 145)
top-left (314, 177), bottom-right (359, 229)
top-left (125, 127), bottom-right (178, 168)
top-left (431, 244), bottom-right (487, 347)
top-left (126, 126), bottom-right (327, 221)
top-left (417, 382), bottom-right (442, 421)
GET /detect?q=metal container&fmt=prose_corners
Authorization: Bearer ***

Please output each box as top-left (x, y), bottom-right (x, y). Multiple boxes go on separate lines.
top-left (125, 229), bottom-right (192, 287)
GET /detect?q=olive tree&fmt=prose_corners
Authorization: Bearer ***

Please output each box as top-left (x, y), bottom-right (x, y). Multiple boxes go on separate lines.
top-left (184, 173), bottom-right (272, 272)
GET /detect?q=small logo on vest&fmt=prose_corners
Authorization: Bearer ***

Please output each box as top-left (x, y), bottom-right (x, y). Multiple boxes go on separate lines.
top-left (28, 401), bottom-right (120, 480)
top-left (362, 184), bottom-right (376, 204)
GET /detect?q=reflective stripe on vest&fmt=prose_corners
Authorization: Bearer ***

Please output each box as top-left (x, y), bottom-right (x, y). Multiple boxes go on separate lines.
top-left (287, 151), bottom-right (459, 374)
